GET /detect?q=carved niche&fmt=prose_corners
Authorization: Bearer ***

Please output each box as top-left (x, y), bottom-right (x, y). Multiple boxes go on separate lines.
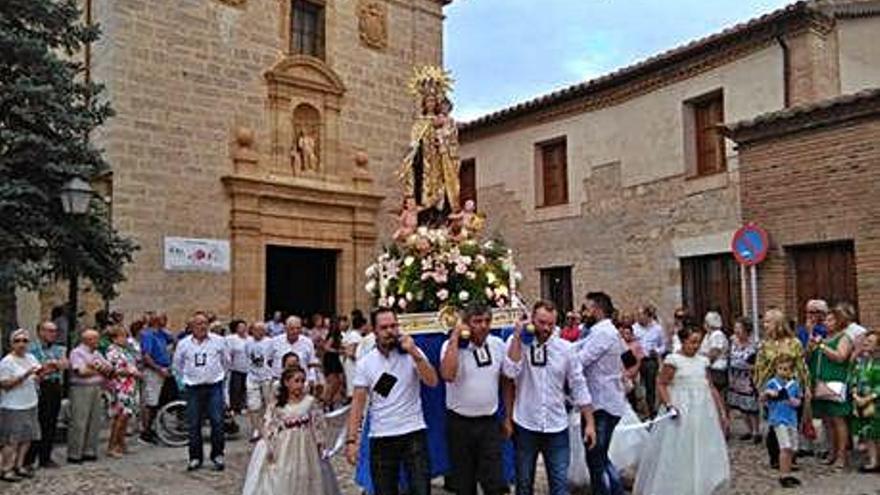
top-left (291, 103), bottom-right (321, 174)
top-left (358, 1), bottom-right (388, 50)
top-left (264, 55), bottom-right (346, 178)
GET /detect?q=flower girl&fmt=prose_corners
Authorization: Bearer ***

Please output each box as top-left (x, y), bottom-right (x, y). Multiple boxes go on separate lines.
top-left (242, 366), bottom-right (327, 495)
top-left (634, 325), bottom-right (731, 495)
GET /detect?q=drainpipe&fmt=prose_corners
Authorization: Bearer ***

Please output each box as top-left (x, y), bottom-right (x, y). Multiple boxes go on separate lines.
top-left (776, 35), bottom-right (791, 108)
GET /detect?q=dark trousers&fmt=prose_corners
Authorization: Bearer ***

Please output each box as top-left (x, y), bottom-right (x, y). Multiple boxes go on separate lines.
top-left (185, 382), bottom-right (225, 463)
top-left (585, 410), bottom-right (623, 495)
top-left (370, 429), bottom-right (431, 495)
top-left (446, 411), bottom-right (505, 495)
top-left (25, 380), bottom-right (62, 466)
top-left (640, 357), bottom-right (659, 416)
top-left (513, 424), bottom-right (569, 495)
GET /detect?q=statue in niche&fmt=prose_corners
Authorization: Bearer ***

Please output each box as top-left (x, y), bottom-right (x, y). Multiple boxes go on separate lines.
top-left (290, 103), bottom-right (321, 175)
top-left (296, 128), bottom-right (320, 173)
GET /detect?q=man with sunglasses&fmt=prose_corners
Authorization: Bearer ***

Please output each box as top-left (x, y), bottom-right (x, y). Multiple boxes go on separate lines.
top-left (795, 300), bottom-right (828, 348)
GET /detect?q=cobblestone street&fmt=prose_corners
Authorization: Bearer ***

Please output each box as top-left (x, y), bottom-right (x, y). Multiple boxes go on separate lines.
top-left (3, 419), bottom-right (879, 495)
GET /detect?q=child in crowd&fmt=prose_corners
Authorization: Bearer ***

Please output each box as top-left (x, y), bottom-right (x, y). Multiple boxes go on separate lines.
top-left (764, 356), bottom-right (802, 488)
top-left (851, 329), bottom-right (880, 472)
top-left (242, 366), bottom-right (327, 495)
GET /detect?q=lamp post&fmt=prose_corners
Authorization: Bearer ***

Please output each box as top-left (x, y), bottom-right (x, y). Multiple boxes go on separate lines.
top-left (59, 177), bottom-right (94, 349)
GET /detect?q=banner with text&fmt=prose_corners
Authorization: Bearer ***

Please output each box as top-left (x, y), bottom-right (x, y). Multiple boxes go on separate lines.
top-left (163, 237), bottom-right (230, 272)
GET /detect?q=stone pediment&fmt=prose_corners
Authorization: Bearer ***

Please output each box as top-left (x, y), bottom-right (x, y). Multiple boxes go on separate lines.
top-left (264, 55), bottom-right (346, 97)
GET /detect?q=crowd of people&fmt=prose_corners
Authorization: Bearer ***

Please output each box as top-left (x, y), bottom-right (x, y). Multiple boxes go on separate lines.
top-left (0, 294), bottom-right (877, 495)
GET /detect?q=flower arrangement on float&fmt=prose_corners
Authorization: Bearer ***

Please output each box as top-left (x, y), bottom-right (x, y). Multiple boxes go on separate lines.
top-left (365, 226), bottom-right (521, 314)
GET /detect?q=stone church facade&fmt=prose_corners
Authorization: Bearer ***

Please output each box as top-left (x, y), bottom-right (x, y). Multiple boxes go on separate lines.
top-left (58, 0), bottom-right (451, 326)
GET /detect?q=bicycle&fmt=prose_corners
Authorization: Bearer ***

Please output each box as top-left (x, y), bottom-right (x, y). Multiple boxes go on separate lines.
top-left (154, 376), bottom-right (241, 448)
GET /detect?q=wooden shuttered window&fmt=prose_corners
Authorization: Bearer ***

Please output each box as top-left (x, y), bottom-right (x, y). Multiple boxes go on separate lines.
top-left (693, 92), bottom-right (726, 176)
top-left (540, 266), bottom-right (573, 321)
top-left (791, 241), bottom-right (858, 323)
top-left (459, 158), bottom-right (476, 208)
top-left (538, 138), bottom-right (568, 207)
top-left (291, 0), bottom-right (325, 59)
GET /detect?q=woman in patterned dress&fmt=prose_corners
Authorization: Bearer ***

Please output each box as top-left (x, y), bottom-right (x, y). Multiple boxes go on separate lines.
top-left (105, 326), bottom-right (142, 458)
top-left (850, 329), bottom-right (880, 472)
top-left (726, 317), bottom-right (760, 443)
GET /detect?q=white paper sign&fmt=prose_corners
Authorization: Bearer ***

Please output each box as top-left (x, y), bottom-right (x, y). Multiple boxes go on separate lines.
top-left (164, 237), bottom-right (230, 272)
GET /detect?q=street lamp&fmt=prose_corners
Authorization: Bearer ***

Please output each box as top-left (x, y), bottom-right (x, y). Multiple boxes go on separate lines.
top-left (59, 177), bottom-right (94, 350)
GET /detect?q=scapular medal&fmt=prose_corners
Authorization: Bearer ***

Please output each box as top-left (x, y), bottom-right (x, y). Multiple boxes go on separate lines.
top-left (530, 344), bottom-right (547, 367)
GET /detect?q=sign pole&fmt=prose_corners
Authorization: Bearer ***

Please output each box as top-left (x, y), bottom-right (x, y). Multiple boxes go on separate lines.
top-left (750, 264), bottom-right (759, 343)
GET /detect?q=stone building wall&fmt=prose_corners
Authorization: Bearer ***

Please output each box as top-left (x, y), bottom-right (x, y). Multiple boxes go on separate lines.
top-left (86, 0), bottom-right (445, 327)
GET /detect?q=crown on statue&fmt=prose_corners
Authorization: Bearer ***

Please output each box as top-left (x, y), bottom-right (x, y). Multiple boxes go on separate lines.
top-left (407, 65), bottom-right (454, 99)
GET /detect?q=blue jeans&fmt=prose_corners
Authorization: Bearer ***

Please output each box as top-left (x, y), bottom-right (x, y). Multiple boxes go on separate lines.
top-left (513, 424), bottom-right (569, 495)
top-left (585, 410), bottom-right (623, 495)
top-left (185, 382), bottom-right (225, 463)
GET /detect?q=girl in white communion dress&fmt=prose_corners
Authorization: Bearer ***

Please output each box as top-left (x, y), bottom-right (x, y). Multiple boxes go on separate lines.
top-left (634, 326), bottom-right (731, 495)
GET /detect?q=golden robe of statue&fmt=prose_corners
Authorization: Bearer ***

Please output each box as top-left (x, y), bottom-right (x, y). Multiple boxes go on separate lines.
top-left (398, 95), bottom-right (460, 226)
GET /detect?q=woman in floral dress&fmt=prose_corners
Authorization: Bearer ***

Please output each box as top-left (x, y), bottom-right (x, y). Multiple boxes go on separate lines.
top-left (727, 317), bottom-right (760, 442)
top-left (850, 329), bottom-right (880, 472)
top-left (105, 326), bottom-right (142, 458)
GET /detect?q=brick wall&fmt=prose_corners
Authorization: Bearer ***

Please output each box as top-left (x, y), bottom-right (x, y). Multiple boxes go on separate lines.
top-left (737, 114), bottom-right (880, 328)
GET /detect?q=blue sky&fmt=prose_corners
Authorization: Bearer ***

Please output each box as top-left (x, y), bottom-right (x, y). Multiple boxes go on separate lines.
top-left (444, 0), bottom-right (793, 122)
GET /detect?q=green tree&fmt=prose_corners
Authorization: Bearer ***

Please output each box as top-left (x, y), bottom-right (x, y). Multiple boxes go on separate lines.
top-left (0, 0), bottom-right (137, 334)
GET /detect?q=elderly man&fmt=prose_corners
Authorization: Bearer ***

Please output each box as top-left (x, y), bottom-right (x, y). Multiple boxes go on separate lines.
top-left (579, 292), bottom-right (628, 495)
top-left (504, 300), bottom-right (595, 495)
top-left (346, 308), bottom-right (439, 495)
top-left (139, 313), bottom-right (173, 444)
top-left (269, 316), bottom-right (317, 389)
top-left (796, 299), bottom-right (828, 348)
top-left (440, 304), bottom-right (507, 495)
top-left (24, 321), bottom-right (68, 468)
top-left (68, 329), bottom-right (113, 464)
top-left (632, 305), bottom-right (664, 417)
top-left (173, 311), bottom-right (230, 472)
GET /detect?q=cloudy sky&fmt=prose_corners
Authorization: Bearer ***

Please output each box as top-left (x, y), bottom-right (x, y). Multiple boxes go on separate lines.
top-left (444, 0), bottom-right (792, 122)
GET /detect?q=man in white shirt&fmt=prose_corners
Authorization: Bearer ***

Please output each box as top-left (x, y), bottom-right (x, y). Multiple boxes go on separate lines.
top-left (346, 308), bottom-right (439, 495)
top-left (503, 300), bottom-right (595, 495)
top-left (225, 319), bottom-right (249, 415)
top-left (580, 292), bottom-right (628, 495)
top-left (342, 310), bottom-right (370, 399)
top-left (244, 322), bottom-right (274, 441)
top-left (440, 304), bottom-right (507, 495)
top-left (173, 311), bottom-right (230, 472)
top-left (632, 305), bottom-right (664, 417)
top-left (265, 310), bottom-right (285, 338)
top-left (269, 316), bottom-right (317, 388)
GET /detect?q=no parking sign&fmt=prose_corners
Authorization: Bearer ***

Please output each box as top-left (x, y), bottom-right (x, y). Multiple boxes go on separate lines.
top-left (731, 223), bottom-right (769, 266)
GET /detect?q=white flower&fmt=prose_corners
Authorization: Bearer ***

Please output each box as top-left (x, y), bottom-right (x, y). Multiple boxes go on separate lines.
top-left (365, 264), bottom-right (377, 277)
top-left (404, 256), bottom-right (415, 267)
top-left (458, 290), bottom-right (470, 301)
top-left (417, 226), bottom-right (428, 236)
top-left (455, 263), bottom-right (467, 274)
top-left (437, 289), bottom-right (449, 301)
top-left (466, 271), bottom-right (477, 280)
top-left (405, 291), bottom-right (414, 302)
top-left (486, 272), bottom-right (497, 284)
top-left (421, 258), bottom-right (433, 271)
top-left (483, 240), bottom-right (495, 250)
top-left (485, 287), bottom-right (494, 299)
top-left (398, 298), bottom-right (408, 309)
top-left (386, 296), bottom-right (396, 307)
top-left (461, 255), bottom-right (473, 266)
top-left (475, 255), bottom-right (487, 265)
top-left (365, 280), bottom-right (377, 293)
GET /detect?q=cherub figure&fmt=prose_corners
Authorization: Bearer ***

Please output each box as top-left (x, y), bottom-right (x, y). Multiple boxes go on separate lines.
top-left (448, 199), bottom-right (484, 239)
top-left (393, 195), bottom-right (420, 242)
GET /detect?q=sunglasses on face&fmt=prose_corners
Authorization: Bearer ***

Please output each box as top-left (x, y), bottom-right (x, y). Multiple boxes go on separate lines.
top-left (13, 338), bottom-right (29, 343)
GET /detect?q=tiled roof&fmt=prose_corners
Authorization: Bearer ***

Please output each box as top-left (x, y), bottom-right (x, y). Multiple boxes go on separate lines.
top-left (458, 0), bottom-right (872, 135)
top-left (725, 87), bottom-right (880, 137)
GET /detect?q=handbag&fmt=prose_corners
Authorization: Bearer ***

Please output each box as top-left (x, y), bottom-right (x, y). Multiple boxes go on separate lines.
top-left (812, 337), bottom-right (847, 403)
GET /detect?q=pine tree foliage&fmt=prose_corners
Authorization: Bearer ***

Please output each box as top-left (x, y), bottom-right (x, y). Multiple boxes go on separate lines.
top-left (0, 0), bottom-right (136, 299)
